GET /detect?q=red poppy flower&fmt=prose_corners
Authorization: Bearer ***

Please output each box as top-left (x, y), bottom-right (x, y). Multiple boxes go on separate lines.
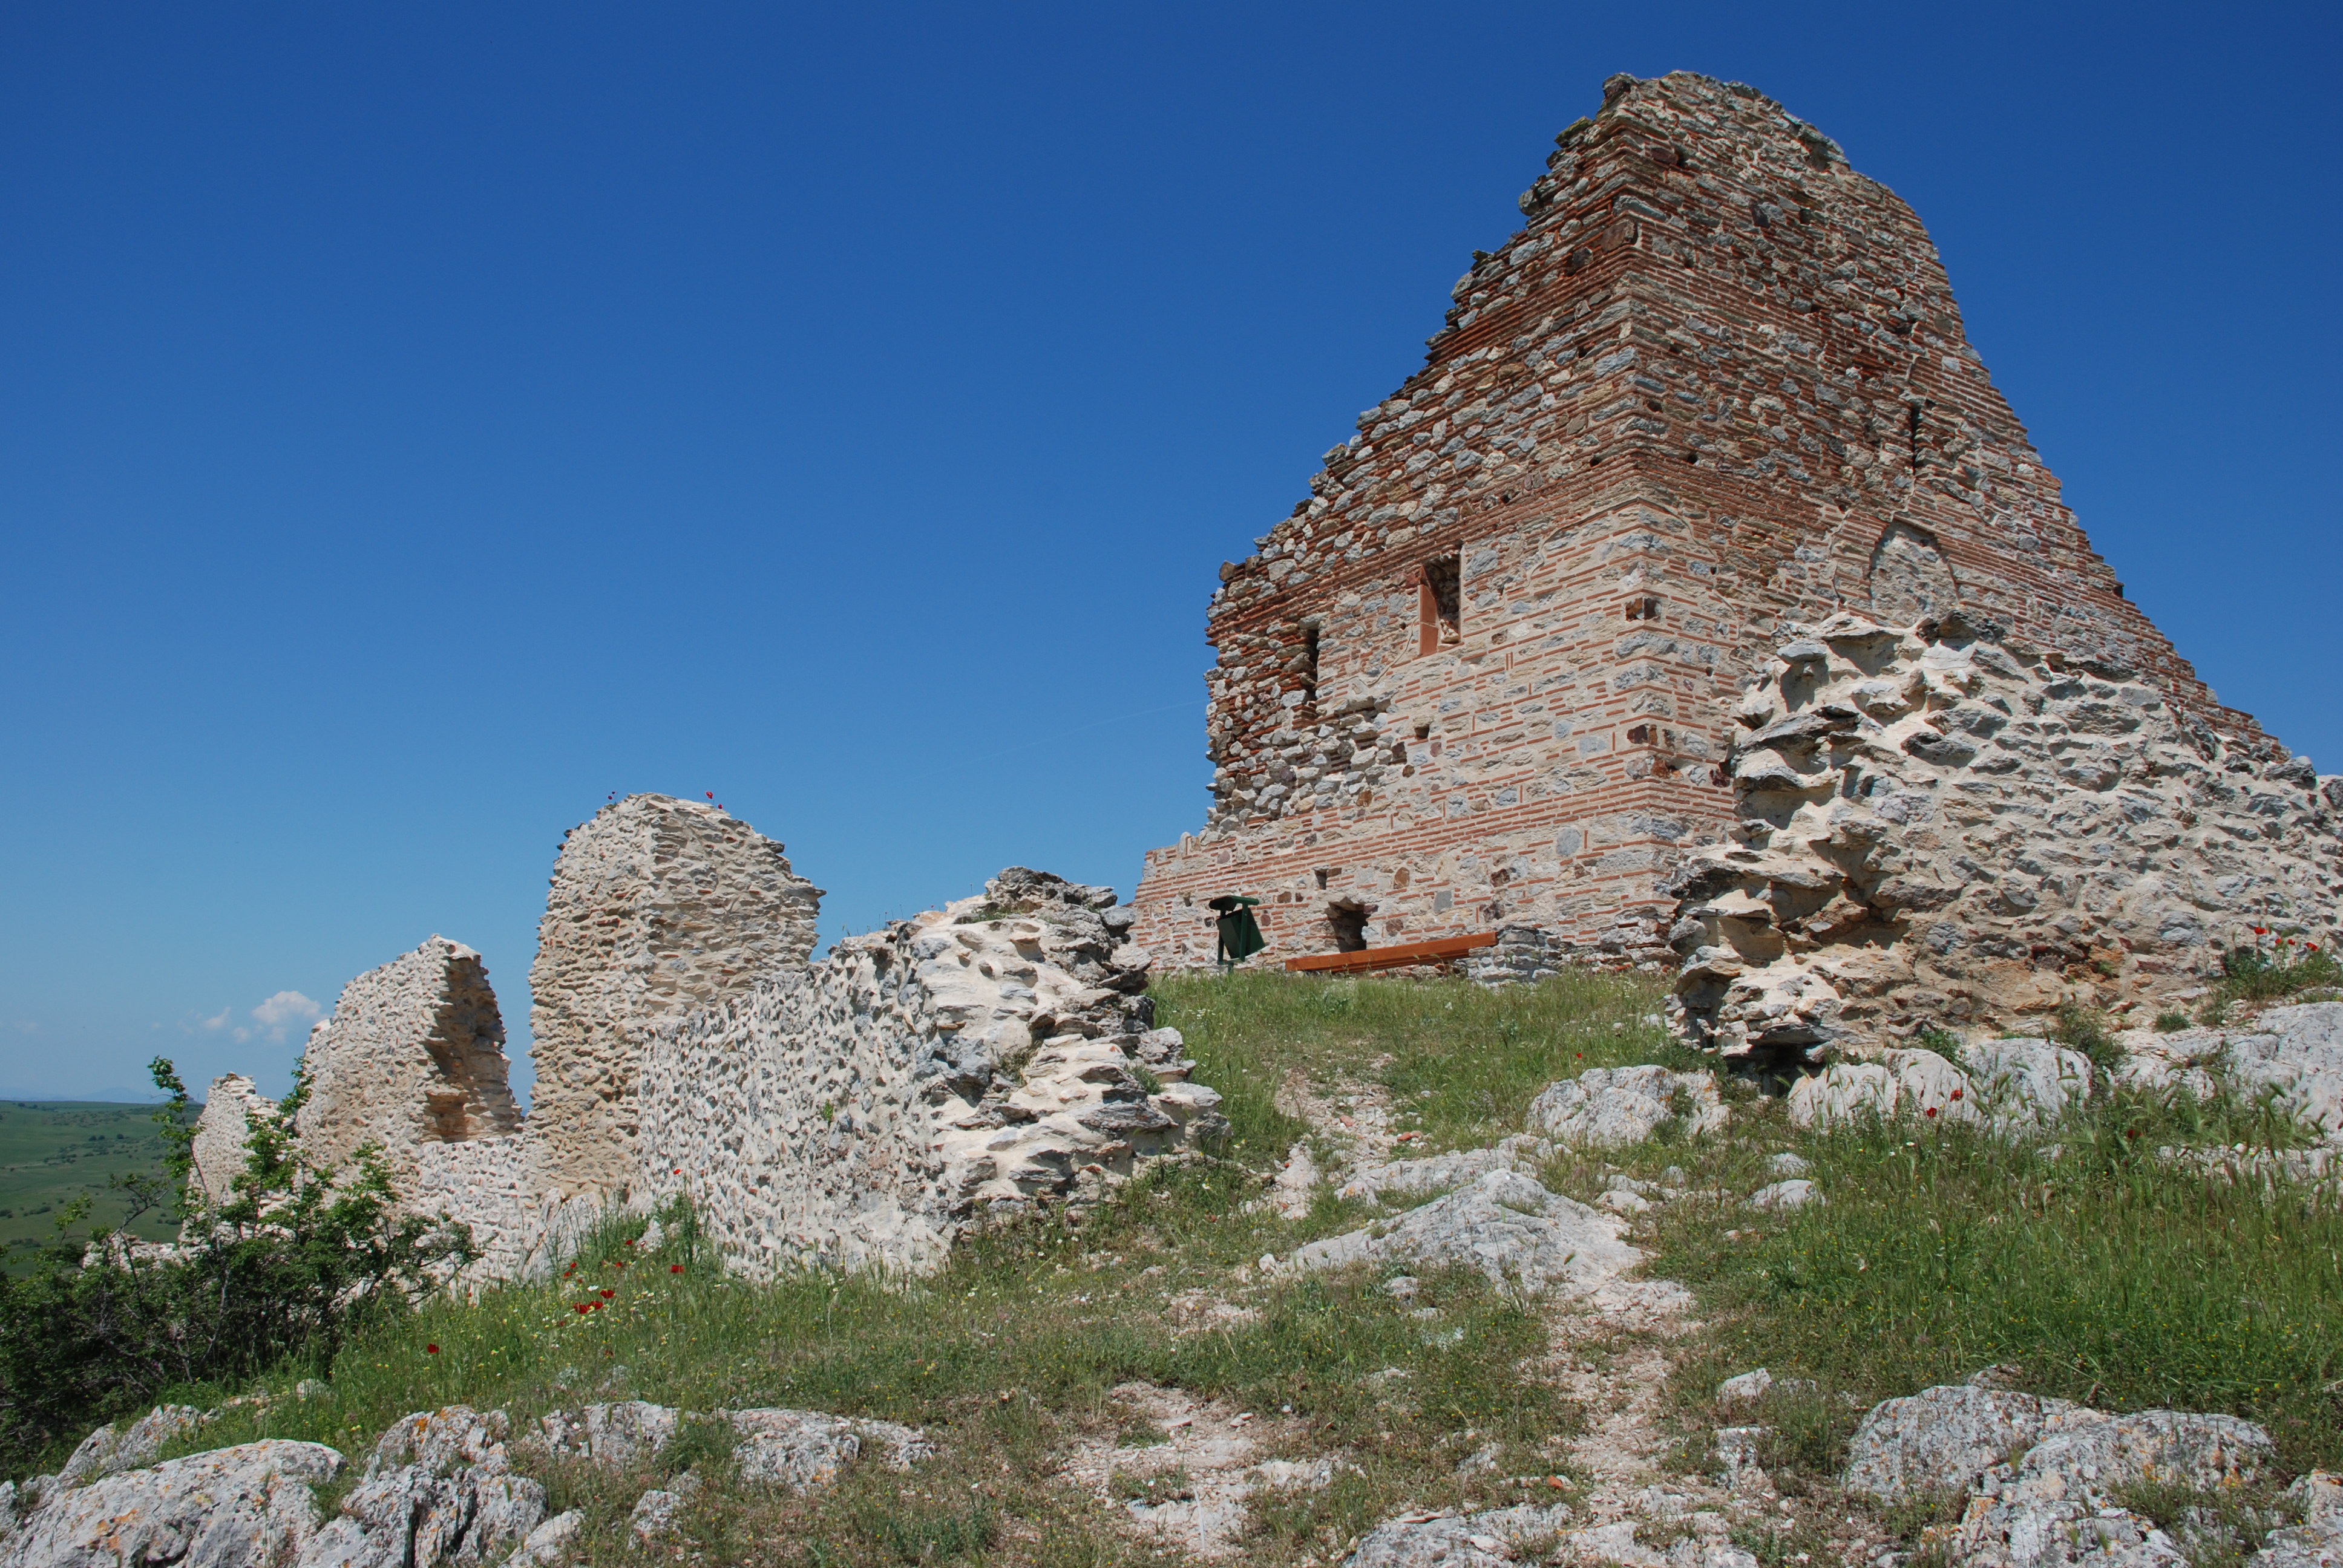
top-left (1925, 1106), bottom-right (1938, 1119)
top-left (426, 1344), bottom-right (439, 1354)
top-left (670, 1264), bottom-right (684, 1273)
top-left (1950, 1088), bottom-right (1963, 1100)
top-left (599, 1289), bottom-right (615, 1300)
top-left (574, 1304), bottom-right (591, 1315)
top-left (612, 1261), bottom-right (625, 1270)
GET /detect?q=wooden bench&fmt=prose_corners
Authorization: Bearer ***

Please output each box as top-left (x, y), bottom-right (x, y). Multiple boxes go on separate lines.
top-left (1283, 932), bottom-right (1497, 976)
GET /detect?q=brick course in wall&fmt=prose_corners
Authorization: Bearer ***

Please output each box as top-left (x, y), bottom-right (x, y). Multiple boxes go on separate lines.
top-left (1132, 70), bottom-right (2262, 972)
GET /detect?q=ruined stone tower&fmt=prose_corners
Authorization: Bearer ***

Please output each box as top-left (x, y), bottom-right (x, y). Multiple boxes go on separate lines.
top-left (1130, 71), bottom-right (2259, 970)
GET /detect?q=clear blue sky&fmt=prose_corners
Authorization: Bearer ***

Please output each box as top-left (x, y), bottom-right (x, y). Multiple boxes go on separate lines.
top-left (4, 4), bottom-right (2336, 1102)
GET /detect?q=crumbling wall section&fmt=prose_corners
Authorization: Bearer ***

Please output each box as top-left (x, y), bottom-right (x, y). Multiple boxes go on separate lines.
top-left (528, 795), bottom-right (824, 1201)
top-left (635, 871), bottom-right (1225, 1278)
top-left (293, 936), bottom-right (522, 1183)
top-left (187, 1074), bottom-right (276, 1207)
top-left (1665, 613), bottom-right (2343, 1063)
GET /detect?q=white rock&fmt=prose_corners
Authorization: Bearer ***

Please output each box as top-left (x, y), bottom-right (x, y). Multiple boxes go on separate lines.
top-left (54, 1405), bottom-right (206, 1487)
top-left (1844, 1385), bottom-right (2101, 1503)
top-left (5, 1439), bottom-right (344, 1568)
top-left (1340, 1135), bottom-right (1553, 1203)
top-left (301, 1405), bottom-right (545, 1568)
top-left (1789, 1049), bottom-right (1978, 1131)
top-left (1529, 1066), bottom-right (1727, 1151)
top-left (536, 1400), bottom-right (679, 1471)
top-left (1748, 1179), bottom-right (1817, 1210)
top-left (1766, 1152), bottom-right (1809, 1176)
top-left (1343, 1504), bottom-right (1575, 1567)
top-left (1715, 1370), bottom-right (1772, 1406)
top-left (1286, 1170), bottom-right (1640, 1295)
top-left (506, 1509), bottom-right (583, 1567)
top-left (2224, 1004), bottom-right (2343, 1140)
top-left (1963, 1040), bottom-right (2094, 1131)
top-left (628, 1471), bottom-right (702, 1543)
top-left (2249, 1471), bottom-right (2342, 1568)
top-left (726, 1408), bottom-right (931, 1491)
top-left (1668, 615), bottom-right (2343, 1058)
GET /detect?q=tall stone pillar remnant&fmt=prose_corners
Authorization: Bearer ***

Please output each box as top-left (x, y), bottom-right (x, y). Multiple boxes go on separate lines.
top-left (527, 794), bottom-right (824, 1200)
top-left (293, 935), bottom-right (523, 1183)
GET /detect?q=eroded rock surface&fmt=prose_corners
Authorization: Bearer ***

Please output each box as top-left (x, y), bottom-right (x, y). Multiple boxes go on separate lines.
top-left (1666, 614), bottom-right (2343, 1063)
top-left (1847, 1384), bottom-right (2277, 1568)
top-left (300, 1405), bottom-right (545, 1568)
top-left (1530, 1067), bottom-right (1726, 1150)
top-left (1285, 1169), bottom-right (1639, 1295)
top-left (4, 1439), bottom-right (343, 1568)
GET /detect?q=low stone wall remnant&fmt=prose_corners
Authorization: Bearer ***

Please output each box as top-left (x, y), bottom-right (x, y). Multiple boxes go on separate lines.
top-left (191, 801), bottom-right (1221, 1284)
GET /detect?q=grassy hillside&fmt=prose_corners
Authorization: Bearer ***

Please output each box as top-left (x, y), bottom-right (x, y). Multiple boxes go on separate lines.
top-left (27, 973), bottom-right (2343, 1566)
top-left (0, 1101), bottom-right (186, 1260)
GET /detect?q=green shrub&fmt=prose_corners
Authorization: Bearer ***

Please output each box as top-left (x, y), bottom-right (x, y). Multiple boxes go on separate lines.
top-left (2050, 1001), bottom-right (2122, 1073)
top-left (0, 1059), bottom-right (471, 1478)
top-left (2153, 1011), bottom-right (2193, 1033)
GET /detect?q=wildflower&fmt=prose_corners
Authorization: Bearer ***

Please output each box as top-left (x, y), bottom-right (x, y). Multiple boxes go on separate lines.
top-left (574, 1304), bottom-right (591, 1315)
top-left (671, 1264), bottom-right (684, 1273)
top-left (1950, 1088), bottom-right (1962, 1100)
top-left (600, 1289), bottom-right (615, 1300)
top-left (1924, 1106), bottom-right (1938, 1119)
top-left (426, 1344), bottom-right (439, 1354)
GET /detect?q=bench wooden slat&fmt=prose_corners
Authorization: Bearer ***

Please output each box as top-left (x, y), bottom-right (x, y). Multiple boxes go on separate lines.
top-left (1283, 932), bottom-right (1498, 975)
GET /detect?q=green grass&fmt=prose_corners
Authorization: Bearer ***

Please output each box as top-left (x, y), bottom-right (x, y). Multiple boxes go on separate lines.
top-left (1153, 969), bottom-right (1693, 1155)
top-left (0, 1102), bottom-right (188, 1263)
top-left (1634, 1083), bottom-right (2343, 1482)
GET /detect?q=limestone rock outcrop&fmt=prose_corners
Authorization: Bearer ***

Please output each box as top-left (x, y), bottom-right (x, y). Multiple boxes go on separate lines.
top-left (300, 1406), bottom-right (545, 1568)
top-left (2, 1437), bottom-right (344, 1568)
top-left (295, 937), bottom-right (521, 1183)
top-left (1283, 1169), bottom-right (1639, 1295)
top-left (1529, 1065), bottom-right (1726, 1149)
top-left (1666, 613), bottom-right (2343, 1063)
top-left (1848, 1383), bottom-right (2276, 1568)
top-left (529, 795), bottom-right (823, 1200)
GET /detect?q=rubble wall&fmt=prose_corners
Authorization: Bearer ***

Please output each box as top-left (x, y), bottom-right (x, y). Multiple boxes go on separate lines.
top-left (187, 1074), bottom-right (275, 1207)
top-left (1135, 70), bottom-right (2259, 970)
top-left (528, 795), bottom-right (823, 1201)
top-left (635, 872), bottom-right (1225, 1278)
top-left (293, 936), bottom-right (522, 1183)
top-left (1666, 613), bottom-right (2343, 1062)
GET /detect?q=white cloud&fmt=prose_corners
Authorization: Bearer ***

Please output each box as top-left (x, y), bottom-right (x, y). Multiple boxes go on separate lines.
top-left (251, 991), bottom-right (323, 1043)
top-left (198, 1007), bottom-right (232, 1033)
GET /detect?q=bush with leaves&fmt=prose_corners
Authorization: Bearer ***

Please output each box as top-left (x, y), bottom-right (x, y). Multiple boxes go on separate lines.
top-left (0, 1056), bottom-right (473, 1478)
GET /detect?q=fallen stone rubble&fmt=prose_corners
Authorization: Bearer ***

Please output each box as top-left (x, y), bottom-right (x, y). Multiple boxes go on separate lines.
top-left (1666, 613), bottom-right (2343, 1067)
top-left (1829, 1380), bottom-right (2341, 1568)
top-left (0, 1396), bottom-right (930, 1567)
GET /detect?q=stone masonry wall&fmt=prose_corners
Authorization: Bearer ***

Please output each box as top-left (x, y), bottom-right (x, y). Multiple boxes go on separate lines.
top-left (1665, 613), bottom-right (2343, 1065)
top-left (528, 795), bottom-right (823, 1201)
top-left (1133, 70), bottom-right (2262, 972)
top-left (187, 1073), bottom-right (276, 1207)
top-left (293, 936), bottom-right (522, 1184)
top-left (635, 871), bottom-right (1225, 1279)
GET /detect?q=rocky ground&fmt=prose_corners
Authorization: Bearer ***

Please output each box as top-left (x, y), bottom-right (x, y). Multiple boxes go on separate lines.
top-left (5, 973), bottom-right (2339, 1567)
